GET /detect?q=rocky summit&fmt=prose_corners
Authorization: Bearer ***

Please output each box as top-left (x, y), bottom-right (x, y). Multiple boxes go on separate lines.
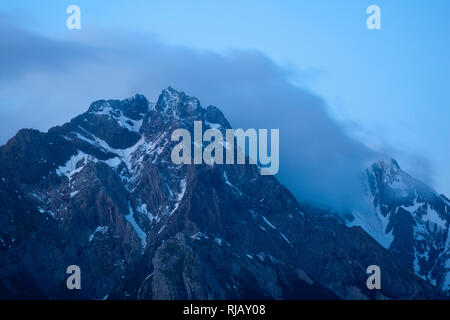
top-left (0, 88), bottom-right (447, 299)
top-left (348, 159), bottom-right (450, 295)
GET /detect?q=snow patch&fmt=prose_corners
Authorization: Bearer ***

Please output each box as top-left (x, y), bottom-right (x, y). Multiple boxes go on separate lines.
top-left (223, 171), bottom-right (242, 196)
top-left (205, 119), bottom-right (221, 129)
top-left (256, 252), bottom-right (266, 262)
top-left (347, 197), bottom-right (394, 249)
top-left (89, 226), bottom-right (109, 242)
top-left (422, 206), bottom-right (447, 229)
top-left (169, 179), bottom-right (187, 215)
top-left (191, 232), bottom-right (208, 241)
top-left (125, 203), bottom-right (147, 251)
top-left (56, 151), bottom-right (95, 181)
top-left (262, 216), bottom-right (276, 229)
top-left (279, 232), bottom-right (291, 244)
top-left (91, 103), bottom-right (143, 133)
top-left (104, 157), bottom-right (122, 168)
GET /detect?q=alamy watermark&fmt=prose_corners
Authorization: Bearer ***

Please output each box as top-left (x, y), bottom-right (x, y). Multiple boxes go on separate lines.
top-left (366, 5), bottom-right (381, 30)
top-left (66, 265), bottom-right (81, 290)
top-left (66, 5), bottom-right (81, 30)
top-left (170, 121), bottom-right (279, 175)
top-left (64, 5), bottom-right (380, 31)
top-left (366, 265), bottom-right (381, 290)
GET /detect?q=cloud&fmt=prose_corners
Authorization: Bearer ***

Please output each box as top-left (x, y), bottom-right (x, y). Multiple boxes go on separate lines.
top-left (0, 14), bottom-right (95, 81)
top-left (0, 15), bottom-right (381, 210)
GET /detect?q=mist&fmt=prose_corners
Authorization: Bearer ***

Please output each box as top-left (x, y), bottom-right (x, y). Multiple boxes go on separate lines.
top-left (0, 16), bottom-right (383, 211)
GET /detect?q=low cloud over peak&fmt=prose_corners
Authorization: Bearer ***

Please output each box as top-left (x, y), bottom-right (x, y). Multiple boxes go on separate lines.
top-left (1, 15), bottom-right (383, 210)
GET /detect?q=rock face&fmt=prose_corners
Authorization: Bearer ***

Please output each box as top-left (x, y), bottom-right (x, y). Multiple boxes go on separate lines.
top-left (0, 88), bottom-right (445, 299)
top-left (348, 159), bottom-right (450, 295)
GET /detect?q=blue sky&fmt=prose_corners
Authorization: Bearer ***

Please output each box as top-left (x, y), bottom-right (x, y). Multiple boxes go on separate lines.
top-left (1, 0), bottom-right (449, 199)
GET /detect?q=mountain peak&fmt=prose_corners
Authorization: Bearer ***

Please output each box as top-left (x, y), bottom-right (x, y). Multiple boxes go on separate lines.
top-left (374, 158), bottom-right (401, 170)
top-left (155, 87), bottom-right (201, 116)
top-left (370, 158), bottom-right (402, 184)
top-left (356, 156), bottom-right (450, 293)
top-left (87, 94), bottom-right (149, 121)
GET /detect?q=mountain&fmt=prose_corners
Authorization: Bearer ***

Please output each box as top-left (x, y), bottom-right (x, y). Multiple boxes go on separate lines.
top-left (347, 159), bottom-right (450, 295)
top-left (0, 87), bottom-right (444, 299)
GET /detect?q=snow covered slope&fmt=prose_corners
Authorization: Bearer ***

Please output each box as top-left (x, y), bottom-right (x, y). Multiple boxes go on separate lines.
top-left (347, 159), bottom-right (450, 294)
